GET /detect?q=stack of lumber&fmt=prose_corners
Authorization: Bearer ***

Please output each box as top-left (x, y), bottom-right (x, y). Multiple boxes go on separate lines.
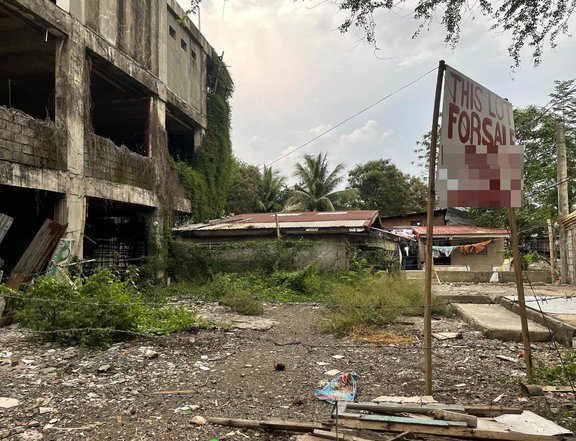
top-left (208, 400), bottom-right (574, 441)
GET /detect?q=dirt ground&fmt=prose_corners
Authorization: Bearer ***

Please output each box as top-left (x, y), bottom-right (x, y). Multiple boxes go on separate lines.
top-left (0, 292), bottom-right (574, 441)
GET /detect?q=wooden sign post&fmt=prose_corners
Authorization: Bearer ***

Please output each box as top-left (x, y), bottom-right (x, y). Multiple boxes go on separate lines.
top-left (508, 208), bottom-right (533, 376)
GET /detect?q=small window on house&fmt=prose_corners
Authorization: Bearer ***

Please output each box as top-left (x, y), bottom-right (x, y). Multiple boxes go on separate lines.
top-left (169, 26), bottom-right (176, 38)
top-left (181, 39), bottom-right (187, 51)
top-left (191, 49), bottom-right (197, 61)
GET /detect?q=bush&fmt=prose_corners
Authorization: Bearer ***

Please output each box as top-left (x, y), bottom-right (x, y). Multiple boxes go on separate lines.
top-left (533, 350), bottom-right (576, 385)
top-left (10, 268), bottom-right (203, 345)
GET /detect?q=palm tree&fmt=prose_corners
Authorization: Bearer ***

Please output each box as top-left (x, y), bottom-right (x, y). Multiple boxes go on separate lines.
top-left (284, 153), bottom-right (357, 211)
top-left (257, 165), bottom-right (287, 212)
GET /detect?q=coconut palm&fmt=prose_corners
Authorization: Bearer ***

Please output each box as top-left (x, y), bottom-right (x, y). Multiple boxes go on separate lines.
top-left (284, 153), bottom-right (357, 211)
top-left (257, 165), bottom-right (287, 212)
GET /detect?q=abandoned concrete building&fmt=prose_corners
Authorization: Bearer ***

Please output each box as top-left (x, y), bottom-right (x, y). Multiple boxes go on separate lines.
top-left (0, 0), bottom-right (222, 274)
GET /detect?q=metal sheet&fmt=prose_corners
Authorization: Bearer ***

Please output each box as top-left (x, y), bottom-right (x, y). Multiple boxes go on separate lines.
top-left (0, 213), bottom-right (14, 245)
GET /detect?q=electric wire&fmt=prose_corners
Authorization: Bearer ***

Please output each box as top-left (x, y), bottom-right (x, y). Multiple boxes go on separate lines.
top-left (262, 65), bottom-right (439, 169)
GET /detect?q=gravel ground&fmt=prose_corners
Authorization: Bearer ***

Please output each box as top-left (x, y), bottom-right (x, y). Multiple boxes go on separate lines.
top-left (0, 300), bottom-right (574, 441)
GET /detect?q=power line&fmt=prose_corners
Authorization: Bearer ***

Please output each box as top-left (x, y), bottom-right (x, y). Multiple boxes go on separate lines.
top-left (262, 65), bottom-right (439, 170)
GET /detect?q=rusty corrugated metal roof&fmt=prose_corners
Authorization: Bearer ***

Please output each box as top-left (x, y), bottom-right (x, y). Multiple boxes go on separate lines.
top-left (560, 211), bottom-right (576, 230)
top-left (412, 226), bottom-right (509, 238)
top-left (174, 210), bottom-right (380, 233)
top-left (0, 213), bottom-right (14, 245)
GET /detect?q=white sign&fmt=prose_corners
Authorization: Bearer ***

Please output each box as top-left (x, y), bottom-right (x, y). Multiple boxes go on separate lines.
top-left (437, 65), bottom-right (524, 208)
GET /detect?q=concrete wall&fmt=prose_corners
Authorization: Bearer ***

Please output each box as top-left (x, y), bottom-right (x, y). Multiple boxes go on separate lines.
top-left (451, 238), bottom-right (506, 271)
top-left (419, 237), bottom-right (506, 271)
top-left (166, 8), bottom-right (206, 116)
top-left (85, 135), bottom-right (156, 191)
top-left (0, 106), bottom-right (65, 171)
top-left (435, 271), bottom-right (552, 284)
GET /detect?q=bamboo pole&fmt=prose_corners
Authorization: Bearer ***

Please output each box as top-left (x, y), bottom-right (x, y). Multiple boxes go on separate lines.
top-left (508, 208), bottom-right (532, 377)
top-left (424, 60), bottom-right (445, 395)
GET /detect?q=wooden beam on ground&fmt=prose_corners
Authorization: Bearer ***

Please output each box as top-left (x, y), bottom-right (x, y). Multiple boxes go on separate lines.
top-left (462, 405), bottom-right (523, 417)
top-left (338, 418), bottom-right (563, 441)
top-left (207, 416), bottom-right (330, 432)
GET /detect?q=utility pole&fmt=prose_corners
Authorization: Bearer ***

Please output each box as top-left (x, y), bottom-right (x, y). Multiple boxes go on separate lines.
top-left (557, 122), bottom-right (570, 283)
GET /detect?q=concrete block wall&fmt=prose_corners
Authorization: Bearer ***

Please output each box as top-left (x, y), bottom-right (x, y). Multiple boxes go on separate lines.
top-left (0, 106), bottom-right (65, 171)
top-left (85, 135), bottom-right (156, 191)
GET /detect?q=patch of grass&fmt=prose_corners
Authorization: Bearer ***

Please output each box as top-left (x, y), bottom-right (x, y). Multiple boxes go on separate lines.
top-left (219, 290), bottom-right (264, 316)
top-left (318, 272), bottom-right (444, 336)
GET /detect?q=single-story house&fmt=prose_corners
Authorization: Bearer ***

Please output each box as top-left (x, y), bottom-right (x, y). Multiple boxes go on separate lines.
top-left (173, 210), bottom-right (399, 269)
top-left (412, 226), bottom-right (509, 271)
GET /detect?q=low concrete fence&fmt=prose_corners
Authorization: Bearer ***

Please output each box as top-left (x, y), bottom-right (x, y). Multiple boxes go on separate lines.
top-left (435, 270), bottom-right (551, 284)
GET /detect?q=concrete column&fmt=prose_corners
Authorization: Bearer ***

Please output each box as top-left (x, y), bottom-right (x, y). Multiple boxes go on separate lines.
top-left (54, 195), bottom-right (86, 257)
top-left (158, 1), bottom-right (168, 84)
top-left (55, 33), bottom-right (87, 258)
top-left (55, 36), bottom-right (85, 175)
top-left (147, 208), bottom-right (166, 281)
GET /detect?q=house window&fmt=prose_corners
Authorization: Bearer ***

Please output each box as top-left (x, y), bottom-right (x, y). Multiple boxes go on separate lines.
top-left (181, 39), bottom-right (187, 51)
top-left (191, 49), bottom-right (197, 61)
top-left (169, 26), bottom-right (176, 38)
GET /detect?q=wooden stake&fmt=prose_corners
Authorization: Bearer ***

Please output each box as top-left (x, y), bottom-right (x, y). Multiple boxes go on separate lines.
top-left (275, 212), bottom-right (280, 240)
top-left (547, 219), bottom-right (556, 284)
top-left (424, 59), bottom-right (445, 395)
top-left (508, 208), bottom-right (532, 377)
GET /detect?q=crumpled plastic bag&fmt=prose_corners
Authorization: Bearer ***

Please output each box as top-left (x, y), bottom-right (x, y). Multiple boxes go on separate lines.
top-left (314, 371), bottom-right (358, 402)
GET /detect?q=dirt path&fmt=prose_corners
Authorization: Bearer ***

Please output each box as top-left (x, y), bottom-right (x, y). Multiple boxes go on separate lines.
top-left (0, 302), bottom-right (571, 440)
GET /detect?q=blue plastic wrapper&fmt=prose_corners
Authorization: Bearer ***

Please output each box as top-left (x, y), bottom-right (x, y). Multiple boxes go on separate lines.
top-left (314, 371), bottom-right (358, 402)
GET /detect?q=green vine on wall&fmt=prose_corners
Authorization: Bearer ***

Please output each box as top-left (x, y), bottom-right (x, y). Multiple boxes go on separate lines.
top-left (172, 50), bottom-right (234, 222)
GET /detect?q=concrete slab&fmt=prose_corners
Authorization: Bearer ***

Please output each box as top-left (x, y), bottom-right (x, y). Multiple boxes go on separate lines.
top-left (454, 303), bottom-right (551, 342)
top-left (504, 295), bottom-right (576, 315)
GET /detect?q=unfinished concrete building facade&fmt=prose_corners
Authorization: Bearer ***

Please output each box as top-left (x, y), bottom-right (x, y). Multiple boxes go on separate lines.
top-left (0, 0), bottom-right (213, 272)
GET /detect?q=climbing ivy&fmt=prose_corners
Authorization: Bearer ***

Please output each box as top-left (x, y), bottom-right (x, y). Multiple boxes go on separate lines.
top-left (172, 51), bottom-right (234, 222)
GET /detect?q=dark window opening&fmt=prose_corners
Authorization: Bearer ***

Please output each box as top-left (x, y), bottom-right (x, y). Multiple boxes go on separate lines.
top-left (166, 104), bottom-right (195, 164)
top-left (87, 51), bottom-right (151, 156)
top-left (169, 26), bottom-right (176, 38)
top-left (83, 198), bottom-right (150, 272)
top-left (0, 5), bottom-right (57, 120)
top-left (191, 49), bottom-right (197, 61)
top-left (180, 39), bottom-right (187, 51)
top-left (0, 185), bottom-right (59, 275)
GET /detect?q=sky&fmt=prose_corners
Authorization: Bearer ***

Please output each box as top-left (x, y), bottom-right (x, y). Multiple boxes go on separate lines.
top-left (178, 0), bottom-right (576, 185)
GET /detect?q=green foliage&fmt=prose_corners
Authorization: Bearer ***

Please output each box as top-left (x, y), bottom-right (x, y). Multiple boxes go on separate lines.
top-left (532, 350), bottom-right (576, 385)
top-left (10, 269), bottom-right (202, 345)
top-left (169, 239), bottom-right (314, 281)
top-left (285, 152), bottom-right (357, 211)
top-left (318, 272), bottom-right (444, 336)
top-left (171, 50), bottom-right (233, 222)
top-left (226, 159), bottom-right (263, 214)
top-left (347, 159), bottom-right (427, 215)
top-left (334, 0), bottom-right (574, 66)
top-left (219, 290), bottom-right (264, 316)
top-left (258, 165), bottom-right (287, 212)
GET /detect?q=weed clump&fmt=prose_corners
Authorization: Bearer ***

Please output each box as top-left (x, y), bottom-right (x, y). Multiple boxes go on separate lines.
top-left (220, 290), bottom-right (264, 316)
top-left (318, 272), bottom-right (443, 336)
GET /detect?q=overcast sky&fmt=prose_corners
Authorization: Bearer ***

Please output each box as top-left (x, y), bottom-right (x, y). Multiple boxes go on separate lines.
top-left (178, 1), bottom-right (576, 184)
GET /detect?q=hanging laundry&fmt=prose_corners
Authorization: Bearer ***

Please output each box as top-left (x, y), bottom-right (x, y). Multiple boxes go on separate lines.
top-left (458, 239), bottom-right (493, 255)
top-left (432, 245), bottom-right (458, 257)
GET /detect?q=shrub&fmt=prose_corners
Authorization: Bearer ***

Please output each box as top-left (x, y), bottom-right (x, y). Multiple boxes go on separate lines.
top-left (220, 290), bottom-right (264, 316)
top-left (532, 350), bottom-right (576, 385)
top-left (11, 268), bottom-right (203, 345)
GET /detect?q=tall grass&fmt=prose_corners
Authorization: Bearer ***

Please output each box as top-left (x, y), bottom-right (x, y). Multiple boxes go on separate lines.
top-left (318, 272), bottom-right (443, 336)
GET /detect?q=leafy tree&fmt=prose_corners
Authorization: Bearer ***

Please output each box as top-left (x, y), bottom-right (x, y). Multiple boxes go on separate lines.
top-left (226, 159), bottom-right (263, 214)
top-left (335, 0), bottom-right (574, 66)
top-left (257, 165), bottom-right (287, 212)
top-left (285, 153), bottom-right (357, 211)
top-left (347, 159), bottom-right (427, 216)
